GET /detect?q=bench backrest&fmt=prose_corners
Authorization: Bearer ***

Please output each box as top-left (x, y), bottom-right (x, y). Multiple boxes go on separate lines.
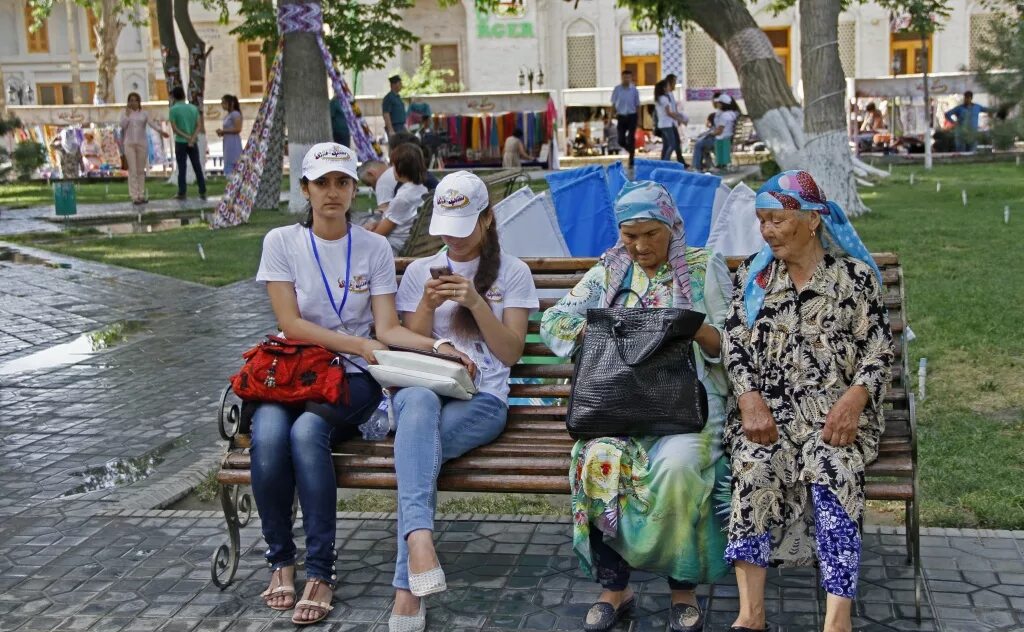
top-left (395, 253), bottom-right (912, 441)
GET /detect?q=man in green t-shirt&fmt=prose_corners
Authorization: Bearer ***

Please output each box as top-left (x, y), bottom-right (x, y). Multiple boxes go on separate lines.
top-left (168, 86), bottom-right (207, 200)
top-left (382, 75), bottom-right (407, 144)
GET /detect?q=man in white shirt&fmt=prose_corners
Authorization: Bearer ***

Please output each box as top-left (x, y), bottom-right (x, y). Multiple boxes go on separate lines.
top-left (357, 160), bottom-right (397, 208)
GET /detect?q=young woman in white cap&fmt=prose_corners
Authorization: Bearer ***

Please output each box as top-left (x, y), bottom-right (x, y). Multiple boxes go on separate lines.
top-left (387, 171), bottom-right (539, 631)
top-left (252, 143), bottom-right (473, 626)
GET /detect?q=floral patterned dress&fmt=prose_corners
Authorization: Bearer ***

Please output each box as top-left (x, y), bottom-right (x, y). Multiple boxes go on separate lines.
top-left (540, 247), bottom-right (732, 585)
top-left (722, 253), bottom-right (893, 591)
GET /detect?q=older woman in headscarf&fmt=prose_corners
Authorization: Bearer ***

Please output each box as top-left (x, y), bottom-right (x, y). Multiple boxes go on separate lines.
top-left (540, 181), bottom-right (732, 632)
top-left (723, 170), bottom-right (894, 632)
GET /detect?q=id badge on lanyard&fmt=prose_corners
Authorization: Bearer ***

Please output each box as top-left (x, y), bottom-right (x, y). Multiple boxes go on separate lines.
top-left (309, 227), bottom-right (353, 332)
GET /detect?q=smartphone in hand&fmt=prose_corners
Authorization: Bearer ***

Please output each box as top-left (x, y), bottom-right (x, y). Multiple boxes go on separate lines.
top-left (429, 265), bottom-right (452, 280)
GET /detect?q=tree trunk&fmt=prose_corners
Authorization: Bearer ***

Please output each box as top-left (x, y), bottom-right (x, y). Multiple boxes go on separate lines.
top-left (798, 0), bottom-right (868, 216)
top-left (280, 0), bottom-right (331, 214)
top-left (65, 2), bottom-right (83, 104)
top-left (155, 0), bottom-right (182, 93)
top-left (94, 0), bottom-right (125, 104)
top-left (255, 100), bottom-right (286, 210)
top-left (172, 0), bottom-right (209, 107)
top-left (686, 0), bottom-right (805, 168)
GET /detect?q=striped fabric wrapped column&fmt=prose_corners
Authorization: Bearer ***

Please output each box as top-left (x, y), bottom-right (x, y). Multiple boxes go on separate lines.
top-left (661, 20), bottom-right (683, 79)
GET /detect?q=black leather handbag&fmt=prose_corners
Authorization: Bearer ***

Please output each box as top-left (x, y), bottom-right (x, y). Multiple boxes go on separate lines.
top-left (566, 289), bottom-right (710, 440)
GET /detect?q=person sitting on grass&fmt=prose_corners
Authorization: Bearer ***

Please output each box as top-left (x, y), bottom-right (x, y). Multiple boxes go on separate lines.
top-left (250, 141), bottom-right (473, 626)
top-left (388, 171), bottom-right (538, 632)
top-left (723, 170), bottom-right (894, 632)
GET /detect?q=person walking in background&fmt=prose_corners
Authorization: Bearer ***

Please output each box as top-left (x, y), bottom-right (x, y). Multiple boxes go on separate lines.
top-left (712, 93), bottom-right (741, 171)
top-left (121, 92), bottom-right (169, 205)
top-left (168, 86), bottom-right (207, 201)
top-left (330, 95), bottom-right (351, 148)
top-left (945, 91), bottom-right (989, 153)
top-left (502, 128), bottom-right (532, 168)
top-left (654, 75), bottom-right (688, 167)
top-left (382, 75), bottom-right (408, 145)
top-left (611, 69), bottom-right (641, 168)
top-left (217, 94), bottom-right (243, 177)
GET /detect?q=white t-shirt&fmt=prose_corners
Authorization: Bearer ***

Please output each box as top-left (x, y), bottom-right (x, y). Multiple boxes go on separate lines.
top-left (395, 251), bottom-right (540, 403)
top-left (715, 110), bottom-right (739, 140)
top-left (256, 223), bottom-right (398, 371)
top-left (374, 166), bottom-right (398, 206)
top-left (656, 94), bottom-right (687, 129)
top-left (383, 182), bottom-right (428, 254)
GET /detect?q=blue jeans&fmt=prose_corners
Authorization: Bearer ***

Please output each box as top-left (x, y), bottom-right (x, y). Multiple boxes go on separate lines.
top-left (391, 387), bottom-right (508, 589)
top-left (659, 127), bottom-right (686, 166)
top-left (692, 134), bottom-right (715, 172)
top-left (174, 142), bottom-right (206, 197)
top-left (250, 374), bottom-right (381, 585)
top-left (954, 127), bottom-right (977, 152)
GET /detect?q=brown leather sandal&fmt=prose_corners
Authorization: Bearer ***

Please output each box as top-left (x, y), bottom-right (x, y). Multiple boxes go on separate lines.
top-left (292, 577), bottom-right (334, 626)
top-left (260, 567), bottom-right (296, 611)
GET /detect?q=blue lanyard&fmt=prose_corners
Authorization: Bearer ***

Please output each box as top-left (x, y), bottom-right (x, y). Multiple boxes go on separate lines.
top-left (308, 227), bottom-right (353, 325)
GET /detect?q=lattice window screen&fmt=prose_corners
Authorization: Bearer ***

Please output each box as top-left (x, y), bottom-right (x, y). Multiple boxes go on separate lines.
top-left (969, 14), bottom-right (995, 70)
top-left (685, 31), bottom-right (717, 88)
top-left (567, 34), bottom-right (597, 89)
top-left (838, 22), bottom-right (856, 78)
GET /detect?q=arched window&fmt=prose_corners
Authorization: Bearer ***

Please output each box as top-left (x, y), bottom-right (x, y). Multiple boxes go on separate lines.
top-left (566, 19), bottom-right (597, 89)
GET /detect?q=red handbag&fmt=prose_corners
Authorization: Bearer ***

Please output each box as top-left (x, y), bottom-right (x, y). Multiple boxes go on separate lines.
top-left (230, 335), bottom-right (349, 406)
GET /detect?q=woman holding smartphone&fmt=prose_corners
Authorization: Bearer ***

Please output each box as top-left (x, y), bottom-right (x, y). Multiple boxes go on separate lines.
top-left (388, 171), bottom-right (539, 632)
top-left (252, 143), bottom-right (472, 626)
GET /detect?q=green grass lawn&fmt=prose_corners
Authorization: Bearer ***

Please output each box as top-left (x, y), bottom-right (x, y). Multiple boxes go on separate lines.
top-left (854, 162), bottom-right (1024, 528)
top-left (10, 161), bottom-right (1024, 528)
top-left (0, 176), bottom-right (290, 208)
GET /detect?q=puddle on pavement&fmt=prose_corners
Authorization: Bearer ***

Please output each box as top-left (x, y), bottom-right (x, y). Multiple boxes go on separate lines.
top-left (0, 320), bottom-right (147, 376)
top-left (91, 217), bottom-right (202, 235)
top-left (61, 435), bottom-right (193, 497)
top-left (0, 247), bottom-right (70, 268)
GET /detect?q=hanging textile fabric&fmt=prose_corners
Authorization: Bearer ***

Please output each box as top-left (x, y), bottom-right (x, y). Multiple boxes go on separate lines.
top-left (212, 2), bottom-right (381, 229)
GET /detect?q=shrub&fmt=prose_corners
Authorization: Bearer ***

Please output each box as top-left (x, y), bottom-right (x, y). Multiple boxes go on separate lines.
top-left (12, 140), bottom-right (46, 181)
top-left (759, 158), bottom-right (781, 179)
top-left (990, 119), bottom-right (1021, 151)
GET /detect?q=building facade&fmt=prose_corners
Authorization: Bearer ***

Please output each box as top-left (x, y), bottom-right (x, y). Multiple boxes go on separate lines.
top-left (0, 0), bottom-right (998, 108)
top-left (0, 0), bottom-right (266, 106)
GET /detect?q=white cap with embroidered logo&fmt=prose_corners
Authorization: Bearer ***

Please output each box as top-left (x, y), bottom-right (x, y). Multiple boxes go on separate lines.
top-left (429, 170), bottom-right (490, 238)
top-left (302, 142), bottom-right (359, 181)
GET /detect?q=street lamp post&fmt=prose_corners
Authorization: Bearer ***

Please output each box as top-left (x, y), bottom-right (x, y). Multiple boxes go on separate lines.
top-left (518, 66), bottom-right (544, 94)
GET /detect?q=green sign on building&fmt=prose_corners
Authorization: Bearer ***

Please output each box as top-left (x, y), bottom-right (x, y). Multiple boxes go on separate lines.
top-left (477, 12), bottom-right (535, 38)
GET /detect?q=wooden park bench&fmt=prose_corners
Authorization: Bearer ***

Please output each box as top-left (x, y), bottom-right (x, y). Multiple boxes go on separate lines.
top-left (210, 253), bottom-right (921, 619)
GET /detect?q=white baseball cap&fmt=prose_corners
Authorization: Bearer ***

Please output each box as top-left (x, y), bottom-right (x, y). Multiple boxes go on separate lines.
top-left (429, 171), bottom-right (490, 238)
top-left (302, 142), bottom-right (358, 181)
top-left (714, 93), bottom-right (734, 105)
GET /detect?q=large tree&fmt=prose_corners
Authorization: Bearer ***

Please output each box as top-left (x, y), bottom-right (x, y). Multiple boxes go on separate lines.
top-left (619, 0), bottom-right (892, 215)
top-left (227, 0), bottom-right (418, 91)
top-left (280, 0), bottom-right (332, 214)
top-left (28, 0), bottom-right (138, 103)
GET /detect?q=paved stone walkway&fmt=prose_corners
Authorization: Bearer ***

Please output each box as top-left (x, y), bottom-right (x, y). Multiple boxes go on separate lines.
top-left (1, 242), bottom-right (1022, 631)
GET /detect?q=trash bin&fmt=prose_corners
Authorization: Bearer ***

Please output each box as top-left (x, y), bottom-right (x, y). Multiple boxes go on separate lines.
top-left (54, 181), bottom-right (78, 217)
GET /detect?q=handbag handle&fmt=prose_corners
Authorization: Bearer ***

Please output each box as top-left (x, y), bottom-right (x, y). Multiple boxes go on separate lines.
top-left (609, 287), bottom-right (647, 308)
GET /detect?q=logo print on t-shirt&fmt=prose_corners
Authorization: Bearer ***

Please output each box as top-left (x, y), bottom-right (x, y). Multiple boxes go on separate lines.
top-left (341, 274), bottom-right (370, 293)
top-left (485, 284), bottom-right (504, 303)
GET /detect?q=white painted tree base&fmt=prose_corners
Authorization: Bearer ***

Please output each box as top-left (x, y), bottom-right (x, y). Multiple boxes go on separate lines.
top-left (802, 129), bottom-right (869, 217)
top-left (752, 111), bottom-right (871, 218)
top-left (852, 156), bottom-right (890, 179)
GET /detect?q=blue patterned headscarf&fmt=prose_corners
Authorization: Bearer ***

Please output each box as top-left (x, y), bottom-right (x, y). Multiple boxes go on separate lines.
top-left (603, 181), bottom-right (692, 309)
top-left (743, 170), bottom-right (881, 327)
